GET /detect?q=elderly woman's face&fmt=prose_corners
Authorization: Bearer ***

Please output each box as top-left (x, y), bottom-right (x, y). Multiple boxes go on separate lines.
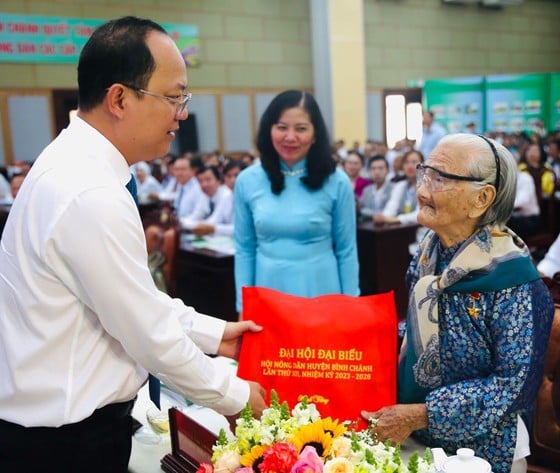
top-left (416, 142), bottom-right (482, 246)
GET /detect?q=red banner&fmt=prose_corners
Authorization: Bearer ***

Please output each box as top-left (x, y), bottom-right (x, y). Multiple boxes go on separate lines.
top-left (237, 287), bottom-right (397, 428)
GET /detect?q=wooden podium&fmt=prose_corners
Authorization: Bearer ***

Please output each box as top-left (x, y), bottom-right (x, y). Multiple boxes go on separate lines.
top-left (161, 408), bottom-right (218, 473)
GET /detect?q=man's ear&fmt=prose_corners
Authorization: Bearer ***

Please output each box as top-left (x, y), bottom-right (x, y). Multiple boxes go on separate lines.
top-left (105, 84), bottom-right (128, 119)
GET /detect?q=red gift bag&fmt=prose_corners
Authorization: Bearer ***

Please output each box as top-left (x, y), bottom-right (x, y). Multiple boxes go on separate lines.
top-left (237, 287), bottom-right (397, 427)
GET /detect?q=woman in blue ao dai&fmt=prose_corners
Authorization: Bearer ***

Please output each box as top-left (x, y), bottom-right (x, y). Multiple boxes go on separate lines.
top-left (234, 90), bottom-right (359, 312)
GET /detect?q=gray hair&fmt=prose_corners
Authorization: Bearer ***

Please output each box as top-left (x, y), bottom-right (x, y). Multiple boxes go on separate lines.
top-left (437, 133), bottom-right (517, 228)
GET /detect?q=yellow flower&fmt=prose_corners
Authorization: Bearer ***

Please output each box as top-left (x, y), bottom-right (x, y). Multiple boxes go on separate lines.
top-left (319, 417), bottom-right (346, 439)
top-left (290, 420), bottom-right (333, 459)
top-left (324, 457), bottom-right (354, 473)
top-left (240, 445), bottom-right (268, 470)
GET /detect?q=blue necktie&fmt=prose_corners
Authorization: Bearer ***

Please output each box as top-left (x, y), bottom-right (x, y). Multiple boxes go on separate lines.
top-left (126, 173), bottom-right (161, 409)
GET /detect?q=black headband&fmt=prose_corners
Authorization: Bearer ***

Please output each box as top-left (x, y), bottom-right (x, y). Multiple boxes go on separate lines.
top-left (477, 134), bottom-right (501, 193)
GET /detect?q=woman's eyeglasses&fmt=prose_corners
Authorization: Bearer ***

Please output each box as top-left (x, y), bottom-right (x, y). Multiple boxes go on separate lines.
top-left (416, 164), bottom-right (485, 192)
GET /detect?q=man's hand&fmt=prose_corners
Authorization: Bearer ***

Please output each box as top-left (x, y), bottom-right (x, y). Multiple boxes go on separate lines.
top-left (225, 381), bottom-right (267, 430)
top-left (217, 320), bottom-right (263, 360)
top-left (192, 223), bottom-right (215, 237)
top-left (361, 404), bottom-right (428, 444)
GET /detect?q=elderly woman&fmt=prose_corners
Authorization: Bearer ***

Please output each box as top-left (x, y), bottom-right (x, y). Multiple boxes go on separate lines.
top-left (362, 134), bottom-right (554, 473)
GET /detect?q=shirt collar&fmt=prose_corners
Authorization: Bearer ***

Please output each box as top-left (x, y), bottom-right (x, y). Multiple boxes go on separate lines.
top-left (69, 116), bottom-right (132, 187)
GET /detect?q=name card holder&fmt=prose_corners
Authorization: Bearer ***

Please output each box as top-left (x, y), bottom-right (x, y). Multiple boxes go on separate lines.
top-left (161, 408), bottom-right (218, 473)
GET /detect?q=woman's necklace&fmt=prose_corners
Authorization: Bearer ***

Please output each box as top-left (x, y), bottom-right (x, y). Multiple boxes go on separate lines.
top-left (280, 168), bottom-right (305, 177)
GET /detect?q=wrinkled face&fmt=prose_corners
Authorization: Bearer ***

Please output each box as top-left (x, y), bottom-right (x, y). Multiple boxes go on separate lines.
top-left (125, 31), bottom-right (189, 163)
top-left (173, 158), bottom-right (194, 184)
top-left (271, 107), bottom-right (315, 168)
top-left (224, 166), bottom-right (241, 191)
top-left (368, 160), bottom-right (388, 184)
top-left (197, 169), bottom-right (220, 196)
top-left (343, 152), bottom-right (363, 178)
top-left (416, 141), bottom-right (482, 245)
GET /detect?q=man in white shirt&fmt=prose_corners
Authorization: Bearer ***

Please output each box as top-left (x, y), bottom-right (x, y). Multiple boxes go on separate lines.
top-left (187, 163), bottom-right (241, 237)
top-left (0, 16), bottom-right (265, 472)
top-left (173, 154), bottom-right (203, 217)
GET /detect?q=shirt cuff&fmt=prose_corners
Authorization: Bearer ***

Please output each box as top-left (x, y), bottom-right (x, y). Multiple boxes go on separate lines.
top-left (188, 312), bottom-right (226, 354)
top-left (211, 375), bottom-right (250, 416)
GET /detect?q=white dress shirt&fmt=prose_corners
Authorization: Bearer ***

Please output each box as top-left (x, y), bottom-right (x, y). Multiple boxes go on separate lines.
top-left (382, 179), bottom-right (419, 224)
top-left (513, 171), bottom-right (540, 217)
top-left (174, 177), bottom-right (203, 218)
top-left (0, 117), bottom-right (248, 427)
top-left (180, 185), bottom-right (233, 234)
top-left (537, 233), bottom-right (560, 277)
top-left (205, 186), bottom-right (234, 236)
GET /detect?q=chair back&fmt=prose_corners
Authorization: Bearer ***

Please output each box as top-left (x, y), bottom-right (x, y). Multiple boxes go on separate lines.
top-left (528, 275), bottom-right (560, 472)
top-left (142, 203), bottom-right (180, 297)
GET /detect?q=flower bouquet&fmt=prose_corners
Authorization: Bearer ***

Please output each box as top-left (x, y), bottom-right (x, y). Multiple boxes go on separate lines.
top-left (197, 391), bottom-right (435, 473)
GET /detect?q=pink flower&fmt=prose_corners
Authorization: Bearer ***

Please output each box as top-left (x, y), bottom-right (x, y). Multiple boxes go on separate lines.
top-left (259, 442), bottom-right (299, 473)
top-left (235, 469), bottom-right (254, 473)
top-left (290, 446), bottom-right (324, 473)
top-left (196, 463), bottom-right (214, 473)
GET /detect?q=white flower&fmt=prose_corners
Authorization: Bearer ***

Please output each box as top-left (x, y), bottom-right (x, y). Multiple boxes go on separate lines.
top-left (331, 436), bottom-right (352, 459)
top-left (213, 449), bottom-right (241, 473)
top-left (324, 457), bottom-right (354, 473)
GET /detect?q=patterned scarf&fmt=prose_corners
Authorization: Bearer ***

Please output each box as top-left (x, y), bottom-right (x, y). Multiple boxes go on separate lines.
top-left (398, 225), bottom-right (540, 404)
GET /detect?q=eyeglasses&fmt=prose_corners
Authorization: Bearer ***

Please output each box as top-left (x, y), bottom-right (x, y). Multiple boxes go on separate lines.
top-left (416, 164), bottom-right (485, 192)
top-left (123, 84), bottom-right (192, 116)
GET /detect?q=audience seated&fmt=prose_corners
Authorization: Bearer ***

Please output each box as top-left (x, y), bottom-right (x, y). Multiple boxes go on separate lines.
top-left (180, 165), bottom-right (233, 236)
top-left (173, 155), bottom-right (203, 219)
top-left (190, 161), bottom-right (242, 237)
top-left (359, 154), bottom-right (393, 218)
top-left (0, 171), bottom-right (12, 205)
top-left (374, 149), bottom-right (423, 225)
top-left (519, 142), bottom-right (556, 199)
top-left (134, 161), bottom-right (162, 203)
top-left (342, 150), bottom-right (371, 200)
top-left (508, 170), bottom-right (541, 240)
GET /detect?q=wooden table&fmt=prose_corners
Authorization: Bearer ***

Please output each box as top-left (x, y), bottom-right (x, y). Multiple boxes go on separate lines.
top-left (357, 221), bottom-right (419, 320)
top-left (175, 241), bottom-right (237, 322)
top-left (174, 223), bottom-right (419, 323)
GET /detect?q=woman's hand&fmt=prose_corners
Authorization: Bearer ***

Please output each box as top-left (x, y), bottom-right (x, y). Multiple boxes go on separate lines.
top-left (361, 404), bottom-right (428, 444)
top-left (217, 320), bottom-right (263, 359)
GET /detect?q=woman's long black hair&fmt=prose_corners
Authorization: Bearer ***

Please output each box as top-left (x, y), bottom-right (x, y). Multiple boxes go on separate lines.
top-left (256, 90), bottom-right (335, 194)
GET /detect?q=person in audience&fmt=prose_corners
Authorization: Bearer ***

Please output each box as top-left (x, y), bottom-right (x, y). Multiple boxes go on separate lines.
top-left (234, 90), bottom-right (359, 313)
top-left (507, 170), bottom-right (541, 240)
top-left (9, 173), bottom-right (25, 200)
top-left (546, 138), bottom-right (560, 187)
top-left (191, 160), bottom-right (243, 237)
top-left (359, 154), bottom-right (393, 218)
top-left (173, 154), bottom-right (203, 218)
top-left (159, 152), bottom-right (177, 188)
top-left (343, 150), bottom-right (371, 199)
top-left (374, 149), bottom-right (423, 225)
top-left (518, 141), bottom-right (556, 199)
top-left (182, 165), bottom-right (233, 236)
top-left (361, 133), bottom-right (554, 473)
top-left (0, 172), bottom-right (11, 204)
top-left (0, 16), bottom-right (266, 473)
top-left (134, 160), bottom-right (162, 202)
top-left (417, 110), bottom-right (446, 159)
top-left (537, 232), bottom-right (560, 278)
top-left (386, 139), bottom-right (408, 180)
